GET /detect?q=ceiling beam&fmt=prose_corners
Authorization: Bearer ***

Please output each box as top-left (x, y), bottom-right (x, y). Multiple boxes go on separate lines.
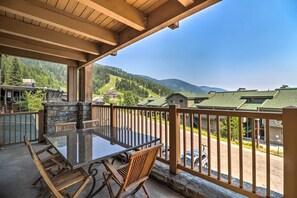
top-left (79, 0), bottom-right (221, 68)
top-left (0, 0), bottom-right (117, 45)
top-left (178, 0), bottom-right (195, 7)
top-left (0, 46), bottom-right (78, 66)
top-left (0, 15), bottom-right (100, 55)
top-left (77, 0), bottom-right (146, 31)
top-left (0, 34), bottom-right (87, 62)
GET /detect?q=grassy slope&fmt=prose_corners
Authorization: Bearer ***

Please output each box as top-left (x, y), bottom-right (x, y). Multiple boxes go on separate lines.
top-left (98, 74), bottom-right (159, 97)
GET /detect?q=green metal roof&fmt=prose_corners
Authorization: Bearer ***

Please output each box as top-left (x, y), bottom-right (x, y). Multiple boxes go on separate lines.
top-left (166, 92), bottom-right (213, 100)
top-left (146, 97), bottom-right (167, 107)
top-left (240, 91), bottom-right (278, 99)
top-left (239, 102), bottom-right (264, 111)
top-left (260, 88), bottom-right (297, 110)
top-left (137, 97), bottom-right (157, 106)
top-left (197, 91), bottom-right (255, 109)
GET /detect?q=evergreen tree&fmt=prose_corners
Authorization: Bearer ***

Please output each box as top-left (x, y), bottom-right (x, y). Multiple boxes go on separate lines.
top-left (220, 117), bottom-right (245, 141)
top-left (11, 57), bottom-right (23, 86)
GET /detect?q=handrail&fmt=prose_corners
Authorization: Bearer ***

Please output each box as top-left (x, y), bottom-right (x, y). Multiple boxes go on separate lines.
top-left (91, 104), bottom-right (285, 197)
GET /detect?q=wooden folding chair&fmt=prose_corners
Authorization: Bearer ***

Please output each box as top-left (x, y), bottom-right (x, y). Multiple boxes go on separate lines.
top-left (32, 148), bottom-right (91, 198)
top-left (55, 122), bottom-right (77, 132)
top-left (24, 136), bottom-right (69, 185)
top-left (100, 144), bottom-right (162, 198)
top-left (82, 119), bottom-right (100, 129)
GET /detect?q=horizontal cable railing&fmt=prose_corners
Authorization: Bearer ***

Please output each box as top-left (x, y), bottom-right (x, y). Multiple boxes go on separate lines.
top-left (0, 111), bottom-right (40, 146)
top-left (91, 104), bottom-right (283, 197)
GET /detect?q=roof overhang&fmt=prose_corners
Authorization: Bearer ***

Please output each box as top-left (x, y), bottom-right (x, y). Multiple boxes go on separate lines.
top-left (0, 0), bottom-right (221, 67)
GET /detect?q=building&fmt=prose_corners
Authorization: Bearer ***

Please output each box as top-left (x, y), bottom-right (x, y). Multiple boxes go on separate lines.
top-left (166, 92), bottom-right (214, 108)
top-left (103, 90), bottom-right (119, 99)
top-left (0, 85), bottom-right (63, 113)
top-left (139, 87), bottom-right (297, 144)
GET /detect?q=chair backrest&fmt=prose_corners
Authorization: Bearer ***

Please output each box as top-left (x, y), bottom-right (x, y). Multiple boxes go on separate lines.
top-left (82, 119), bottom-right (100, 129)
top-left (32, 149), bottom-right (63, 198)
top-left (124, 144), bottom-right (162, 187)
top-left (55, 122), bottom-right (77, 133)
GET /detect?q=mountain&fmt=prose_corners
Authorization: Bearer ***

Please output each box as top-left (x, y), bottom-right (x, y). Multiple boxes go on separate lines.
top-left (139, 76), bottom-right (226, 94)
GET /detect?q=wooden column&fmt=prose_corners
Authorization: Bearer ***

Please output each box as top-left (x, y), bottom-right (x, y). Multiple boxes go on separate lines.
top-left (78, 64), bottom-right (93, 102)
top-left (283, 107), bottom-right (297, 197)
top-left (67, 66), bottom-right (77, 102)
top-left (38, 110), bottom-right (44, 142)
top-left (169, 104), bottom-right (181, 174)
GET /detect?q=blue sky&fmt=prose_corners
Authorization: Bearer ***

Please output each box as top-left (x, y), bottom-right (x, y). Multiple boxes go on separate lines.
top-left (98, 0), bottom-right (297, 91)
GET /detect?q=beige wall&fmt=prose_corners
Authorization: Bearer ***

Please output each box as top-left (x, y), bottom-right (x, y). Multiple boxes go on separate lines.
top-left (167, 95), bottom-right (188, 108)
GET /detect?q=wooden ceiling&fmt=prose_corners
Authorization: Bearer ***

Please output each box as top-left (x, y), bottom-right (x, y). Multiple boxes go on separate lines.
top-left (0, 0), bottom-right (220, 68)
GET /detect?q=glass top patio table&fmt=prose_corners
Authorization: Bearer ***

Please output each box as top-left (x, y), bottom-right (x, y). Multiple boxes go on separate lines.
top-left (44, 126), bottom-right (160, 169)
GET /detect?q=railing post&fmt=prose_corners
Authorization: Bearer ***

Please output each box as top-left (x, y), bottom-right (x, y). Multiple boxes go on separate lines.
top-left (38, 110), bottom-right (44, 142)
top-left (169, 104), bottom-right (180, 174)
top-left (110, 104), bottom-right (116, 138)
top-left (283, 107), bottom-right (297, 197)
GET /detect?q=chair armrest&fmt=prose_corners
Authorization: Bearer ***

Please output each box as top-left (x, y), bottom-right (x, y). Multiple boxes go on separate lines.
top-left (103, 160), bottom-right (124, 184)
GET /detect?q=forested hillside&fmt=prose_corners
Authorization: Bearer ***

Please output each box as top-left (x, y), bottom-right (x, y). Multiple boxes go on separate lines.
top-left (0, 55), bottom-right (66, 90)
top-left (92, 64), bottom-right (172, 96)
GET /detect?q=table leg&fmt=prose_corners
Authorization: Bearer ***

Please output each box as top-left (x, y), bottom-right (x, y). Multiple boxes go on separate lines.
top-left (87, 162), bottom-right (101, 198)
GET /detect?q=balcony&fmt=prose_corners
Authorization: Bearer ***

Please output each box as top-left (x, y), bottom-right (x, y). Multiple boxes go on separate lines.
top-left (1, 103), bottom-right (293, 197)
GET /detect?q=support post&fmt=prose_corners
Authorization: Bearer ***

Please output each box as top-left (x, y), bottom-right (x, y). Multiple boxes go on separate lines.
top-left (78, 64), bottom-right (93, 102)
top-left (67, 66), bottom-right (77, 102)
top-left (110, 104), bottom-right (116, 138)
top-left (38, 110), bottom-right (44, 142)
top-left (283, 107), bottom-right (297, 197)
top-left (169, 104), bottom-right (180, 174)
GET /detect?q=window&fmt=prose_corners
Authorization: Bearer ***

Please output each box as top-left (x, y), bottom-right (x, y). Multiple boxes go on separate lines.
top-left (179, 99), bottom-right (183, 103)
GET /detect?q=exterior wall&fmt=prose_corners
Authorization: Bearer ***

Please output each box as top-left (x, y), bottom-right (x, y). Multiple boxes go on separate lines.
top-left (43, 102), bottom-right (91, 134)
top-left (167, 95), bottom-right (188, 108)
top-left (187, 99), bottom-right (195, 108)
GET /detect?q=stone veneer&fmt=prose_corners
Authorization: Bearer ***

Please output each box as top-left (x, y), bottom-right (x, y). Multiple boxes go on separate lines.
top-left (151, 161), bottom-right (282, 198)
top-left (43, 102), bottom-right (91, 134)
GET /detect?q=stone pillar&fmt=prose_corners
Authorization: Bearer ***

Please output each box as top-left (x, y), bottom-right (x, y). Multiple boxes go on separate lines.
top-left (77, 102), bottom-right (92, 129)
top-left (43, 102), bottom-right (78, 134)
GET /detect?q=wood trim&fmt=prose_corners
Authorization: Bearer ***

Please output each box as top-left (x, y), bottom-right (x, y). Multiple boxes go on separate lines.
top-left (178, 0), bottom-right (195, 7)
top-left (0, 0), bottom-right (117, 45)
top-left (67, 66), bottom-right (78, 102)
top-left (77, 0), bottom-right (146, 31)
top-left (0, 46), bottom-right (77, 66)
top-left (78, 65), bottom-right (93, 102)
top-left (0, 34), bottom-right (87, 62)
top-left (0, 15), bottom-right (99, 55)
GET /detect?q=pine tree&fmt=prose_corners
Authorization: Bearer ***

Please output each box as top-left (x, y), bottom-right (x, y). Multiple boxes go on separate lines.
top-left (11, 58), bottom-right (23, 86)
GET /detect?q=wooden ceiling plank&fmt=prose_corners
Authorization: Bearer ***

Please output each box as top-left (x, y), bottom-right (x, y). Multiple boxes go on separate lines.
top-left (0, 46), bottom-right (78, 66)
top-left (79, 0), bottom-right (221, 68)
top-left (0, 34), bottom-right (87, 62)
top-left (178, 0), bottom-right (195, 7)
top-left (0, 15), bottom-right (100, 55)
top-left (0, 0), bottom-right (117, 45)
top-left (76, 0), bottom-right (146, 31)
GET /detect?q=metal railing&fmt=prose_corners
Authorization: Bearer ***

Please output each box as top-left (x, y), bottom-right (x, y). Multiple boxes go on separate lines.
top-left (91, 104), bottom-right (290, 197)
top-left (0, 111), bottom-right (41, 146)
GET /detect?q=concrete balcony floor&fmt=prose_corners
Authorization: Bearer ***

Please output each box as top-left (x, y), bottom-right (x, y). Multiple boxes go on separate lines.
top-left (0, 143), bottom-right (183, 198)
